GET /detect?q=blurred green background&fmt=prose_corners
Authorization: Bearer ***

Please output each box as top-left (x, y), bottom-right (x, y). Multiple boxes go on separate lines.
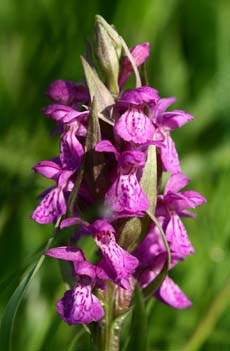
top-left (0, 0), bottom-right (230, 350)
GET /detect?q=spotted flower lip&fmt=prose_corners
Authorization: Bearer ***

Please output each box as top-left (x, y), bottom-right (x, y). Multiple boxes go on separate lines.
top-left (118, 43), bottom-right (150, 88)
top-left (96, 142), bottom-right (149, 217)
top-left (31, 186), bottom-right (67, 224)
top-left (90, 220), bottom-right (139, 289)
top-left (45, 79), bottom-right (90, 105)
top-left (56, 284), bottom-right (104, 325)
top-left (115, 106), bottom-right (155, 144)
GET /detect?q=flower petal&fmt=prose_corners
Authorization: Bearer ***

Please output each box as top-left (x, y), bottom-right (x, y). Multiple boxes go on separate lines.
top-left (105, 173), bottom-right (149, 218)
top-left (155, 276), bottom-right (192, 309)
top-left (115, 107), bottom-right (155, 144)
top-left (33, 159), bottom-right (61, 180)
top-left (94, 229), bottom-right (139, 289)
top-left (164, 173), bottom-right (190, 194)
top-left (45, 246), bottom-right (85, 261)
top-left (159, 134), bottom-right (181, 173)
top-left (60, 130), bottom-right (84, 170)
top-left (45, 80), bottom-right (90, 105)
top-left (95, 140), bottom-right (120, 160)
top-left (158, 110), bottom-right (193, 131)
top-left (118, 86), bottom-right (159, 107)
top-left (166, 214), bottom-right (194, 256)
top-left (56, 286), bottom-right (104, 324)
top-left (118, 43), bottom-right (150, 88)
top-left (32, 187), bottom-right (67, 224)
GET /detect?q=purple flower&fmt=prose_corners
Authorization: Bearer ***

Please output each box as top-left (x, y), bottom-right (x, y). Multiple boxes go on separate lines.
top-left (32, 159), bottom-right (74, 224)
top-left (115, 106), bottom-right (155, 144)
top-left (45, 246), bottom-right (104, 324)
top-left (60, 128), bottom-right (84, 170)
top-left (114, 87), bottom-right (160, 145)
top-left (60, 219), bottom-right (139, 289)
top-left (45, 80), bottom-right (90, 106)
top-left (32, 186), bottom-right (67, 224)
top-left (151, 97), bottom-right (193, 173)
top-left (157, 173), bottom-right (206, 256)
top-left (119, 43), bottom-right (150, 88)
top-left (56, 283), bottom-right (104, 325)
top-left (135, 221), bottom-right (192, 309)
top-left (90, 220), bottom-right (139, 290)
top-left (96, 141), bottom-right (149, 218)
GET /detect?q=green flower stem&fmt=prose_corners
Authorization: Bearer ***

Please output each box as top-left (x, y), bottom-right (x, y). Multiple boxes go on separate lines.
top-left (98, 282), bottom-right (121, 351)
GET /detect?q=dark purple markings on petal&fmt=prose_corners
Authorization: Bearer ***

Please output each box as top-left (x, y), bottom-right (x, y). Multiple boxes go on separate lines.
top-left (45, 246), bottom-right (85, 261)
top-left (166, 214), bottom-right (194, 256)
top-left (164, 173), bottom-right (190, 194)
top-left (94, 231), bottom-right (139, 289)
top-left (32, 159), bottom-right (62, 180)
top-left (155, 276), bottom-right (192, 309)
top-left (60, 130), bottom-right (84, 170)
top-left (56, 285), bottom-right (104, 325)
top-left (32, 187), bottom-right (67, 224)
top-left (105, 173), bottom-right (149, 217)
top-left (115, 107), bottom-right (155, 144)
top-left (160, 134), bottom-right (181, 174)
top-left (158, 110), bottom-right (193, 131)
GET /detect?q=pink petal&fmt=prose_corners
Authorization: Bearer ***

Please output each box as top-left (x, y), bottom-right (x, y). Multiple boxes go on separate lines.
top-left (60, 130), bottom-right (84, 170)
top-left (94, 230), bottom-right (139, 289)
top-left (166, 214), bottom-right (194, 256)
top-left (155, 276), bottom-right (192, 309)
top-left (158, 110), bottom-right (193, 131)
top-left (165, 173), bottom-right (190, 194)
top-left (160, 134), bottom-right (181, 173)
top-left (105, 173), bottom-right (149, 217)
top-left (118, 87), bottom-right (159, 107)
top-left (95, 140), bottom-right (120, 160)
top-left (33, 159), bottom-right (61, 180)
top-left (118, 43), bottom-right (150, 87)
top-left (32, 187), bottom-right (67, 224)
top-left (56, 285), bottom-right (104, 325)
top-left (45, 246), bottom-right (85, 261)
top-left (115, 107), bottom-right (155, 144)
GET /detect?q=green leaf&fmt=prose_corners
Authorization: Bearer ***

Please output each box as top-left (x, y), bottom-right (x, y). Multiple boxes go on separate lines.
top-left (0, 237), bottom-right (54, 351)
top-left (126, 285), bottom-right (148, 351)
top-left (81, 56), bottom-right (115, 126)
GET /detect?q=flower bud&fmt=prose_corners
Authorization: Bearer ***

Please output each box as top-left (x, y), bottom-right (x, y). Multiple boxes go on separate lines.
top-left (95, 15), bottom-right (122, 96)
